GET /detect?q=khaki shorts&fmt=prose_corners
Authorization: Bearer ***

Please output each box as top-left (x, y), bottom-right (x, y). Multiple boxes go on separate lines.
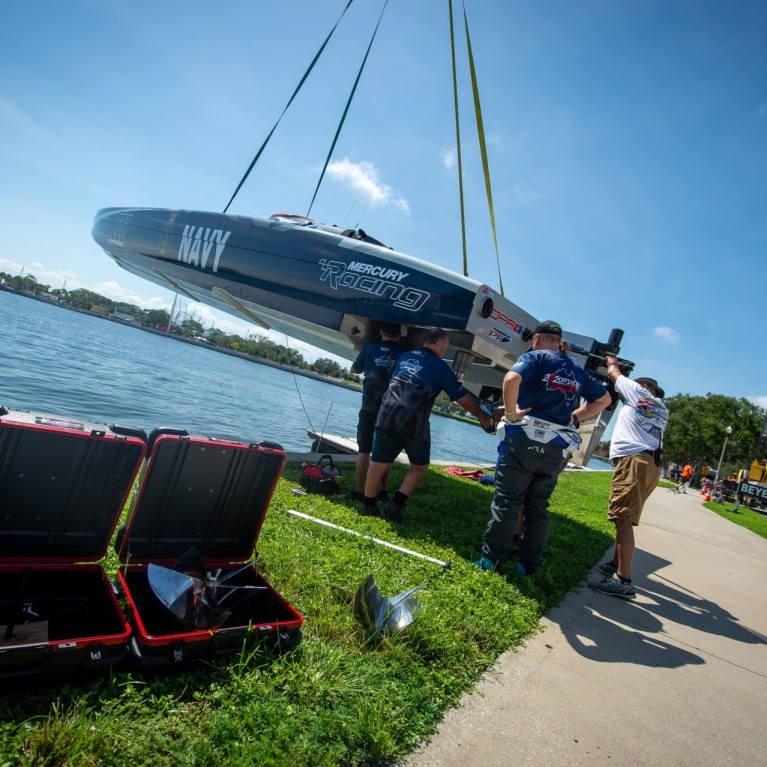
top-left (608, 452), bottom-right (662, 525)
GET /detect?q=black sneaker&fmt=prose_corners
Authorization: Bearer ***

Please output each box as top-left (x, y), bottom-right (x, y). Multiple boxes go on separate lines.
top-left (349, 490), bottom-right (365, 502)
top-left (357, 502), bottom-right (379, 517)
top-left (517, 562), bottom-right (536, 578)
top-left (380, 500), bottom-right (404, 523)
top-left (588, 574), bottom-right (636, 600)
top-left (376, 490), bottom-right (390, 504)
top-left (597, 560), bottom-right (618, 577)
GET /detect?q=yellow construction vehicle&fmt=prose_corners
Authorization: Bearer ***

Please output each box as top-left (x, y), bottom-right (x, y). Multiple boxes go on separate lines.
top-left (734, 461), bottom-right (767, 509)
top-left (744, 460), bottom-right (767, 484)
top-left (733, 412), bottom-right (767, 509)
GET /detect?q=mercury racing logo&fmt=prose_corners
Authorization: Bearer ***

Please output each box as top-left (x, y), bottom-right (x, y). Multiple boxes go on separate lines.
top-left (319, 259), bottom-right (430, 312)
top-left (177, 225), bottom-right (231, 272)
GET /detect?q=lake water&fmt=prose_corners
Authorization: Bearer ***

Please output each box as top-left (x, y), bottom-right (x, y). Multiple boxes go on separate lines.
top-left (1, 291), bottom-right (612, 469)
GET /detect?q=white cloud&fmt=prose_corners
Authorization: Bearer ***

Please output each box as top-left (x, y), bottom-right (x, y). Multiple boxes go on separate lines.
top-left (1, 258), bottom-right (85, 293)
top-left (0, 257), bottom-right (22, 274)
top-left (327, 158), bottom-right (410, 213)
top-left (487, 133), bottom-right (506, 150)
top-left (94, 280), bottom-right (169, 309)
top-left (441, 147), bottom-right (457, 169)
top-left (747, 395), bottom-right (767, 412)
top-left (654, 325), bottom-right (681, 344)
top-left (512, 182), bottom-right (543, 205)
top-left (758, 103), bottom-right (767, 118)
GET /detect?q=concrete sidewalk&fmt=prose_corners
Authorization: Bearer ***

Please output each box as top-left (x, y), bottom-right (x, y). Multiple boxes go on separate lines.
top-left (403, 487), bottom-right (767, 767)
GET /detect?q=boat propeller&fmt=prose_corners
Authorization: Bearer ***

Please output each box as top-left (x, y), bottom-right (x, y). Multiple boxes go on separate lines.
top-left (352, 574), bottom-right (426, 638)
top-left (148, 548), bottom-right (267, 630)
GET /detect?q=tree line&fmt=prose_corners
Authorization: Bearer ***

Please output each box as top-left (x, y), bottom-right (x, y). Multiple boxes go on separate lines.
top-left (597, 393), bottom-right (765, 480)
top-left (0, 272), bottom-right (360, 384)
top-left (663, 393), bottom-right (765, 480)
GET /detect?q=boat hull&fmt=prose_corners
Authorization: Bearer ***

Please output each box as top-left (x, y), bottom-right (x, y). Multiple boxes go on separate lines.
top-left (92, 208), bottom-right (486, 360)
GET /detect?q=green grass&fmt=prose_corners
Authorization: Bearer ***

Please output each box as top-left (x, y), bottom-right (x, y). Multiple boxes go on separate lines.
top-left (0, 467), bottom-right (615, 767)
top-left (704, 498), bottom-right (767, 540)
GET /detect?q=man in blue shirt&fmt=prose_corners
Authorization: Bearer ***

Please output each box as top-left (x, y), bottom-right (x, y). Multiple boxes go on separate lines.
top-left (360, 327), bottom-right (492, 522)
top-left (475, 320), bottom-right (612, 576)
top-left (350, 322), bottom-right (403, 502)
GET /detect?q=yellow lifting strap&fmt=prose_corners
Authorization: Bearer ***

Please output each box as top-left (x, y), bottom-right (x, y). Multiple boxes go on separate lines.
top-left (449, 0), bottom-right (505, 296)
top-left (448, 0), bottom-right (468, 280)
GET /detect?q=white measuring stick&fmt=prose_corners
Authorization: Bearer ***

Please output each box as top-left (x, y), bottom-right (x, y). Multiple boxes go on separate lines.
top-left (287, 509), bottom-right (450, 568)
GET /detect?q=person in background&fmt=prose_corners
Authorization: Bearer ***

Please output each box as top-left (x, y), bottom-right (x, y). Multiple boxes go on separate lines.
top-left (590, 364), bottom-right (668, 599)
top-left (349, 322), bottom-right (403, 503)
top-left (360, 327), bottom-right (492, 522)
top-left (676, 462), bottom-right (693, 494)
top-left (474, 321), bottom-right (611, 577)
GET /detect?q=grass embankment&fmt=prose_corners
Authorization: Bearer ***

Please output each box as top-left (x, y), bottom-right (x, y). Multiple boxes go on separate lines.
top-left (0, 467), bottom-right (614, 767)
top-left (703, 498), bottom-right (767, 540)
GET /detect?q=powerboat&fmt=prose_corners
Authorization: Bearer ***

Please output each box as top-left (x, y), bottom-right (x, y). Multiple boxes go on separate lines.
top-left (92, 206), bottom-right (630, 464)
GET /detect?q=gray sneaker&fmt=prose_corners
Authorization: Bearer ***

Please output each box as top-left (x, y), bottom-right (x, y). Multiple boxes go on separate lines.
top-left (597, 560), bottom-right (618, 577)
top-left (589, 574), bottom-right (636, 600)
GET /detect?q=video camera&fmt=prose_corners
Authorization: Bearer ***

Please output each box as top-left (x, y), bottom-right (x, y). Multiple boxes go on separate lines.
top-left (569, 328), bottom-right (634, 384)
top-left (475, 328), bottom-right (636, 421)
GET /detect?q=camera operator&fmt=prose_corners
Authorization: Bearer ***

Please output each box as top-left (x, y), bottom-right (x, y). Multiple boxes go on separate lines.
top-left (590, 360), bottom-right (669, 599)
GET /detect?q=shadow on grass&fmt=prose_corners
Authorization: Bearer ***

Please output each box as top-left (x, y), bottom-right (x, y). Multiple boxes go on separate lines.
top-left (0, 639), bottom-right (299, 722)
top-left (282, 463), bottom-right (615, 614)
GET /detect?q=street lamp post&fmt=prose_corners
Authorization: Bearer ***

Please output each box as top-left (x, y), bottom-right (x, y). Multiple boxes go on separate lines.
top-left (714, 425), bottom-right (733, 485)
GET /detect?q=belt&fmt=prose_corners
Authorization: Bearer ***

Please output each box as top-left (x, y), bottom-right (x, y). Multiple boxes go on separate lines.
top-left (613, 449), bottom-right (657, 466)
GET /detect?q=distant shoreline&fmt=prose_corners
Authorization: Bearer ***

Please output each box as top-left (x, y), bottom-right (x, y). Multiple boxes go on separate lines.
top-left (1, 286), bottom-right (362, 394)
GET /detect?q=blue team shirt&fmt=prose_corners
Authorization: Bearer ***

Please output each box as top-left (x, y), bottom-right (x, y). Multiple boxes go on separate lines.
top-left (376, 348), bottom-right (468, 439)
top-left (390, 348), bottom-right (467, 400)
top-left (351, 341), bottom-right (403, 411)
top-left (511, 349), bottom-right (607, 425)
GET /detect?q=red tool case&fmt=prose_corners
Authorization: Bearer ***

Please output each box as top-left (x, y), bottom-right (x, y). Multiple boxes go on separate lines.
top-left (0, 407), bottom-right (146, 682)
top-left (116, 428), bottom-right (303, 668)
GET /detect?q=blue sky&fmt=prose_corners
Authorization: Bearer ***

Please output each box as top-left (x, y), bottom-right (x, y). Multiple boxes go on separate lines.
top-left (1, 0), bottom-right (765, 407)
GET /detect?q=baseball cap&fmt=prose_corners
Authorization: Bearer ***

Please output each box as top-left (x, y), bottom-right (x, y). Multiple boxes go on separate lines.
top-left (532, 320), bottom-right (562, 336)
top-left (635, 377), bottom-right (665, 399)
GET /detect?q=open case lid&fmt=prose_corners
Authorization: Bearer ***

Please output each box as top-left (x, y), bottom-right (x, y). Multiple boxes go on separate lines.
top-left (0, 407), bottom-right (147, 563)
top-left (119, 428), bottom-right (286, 566)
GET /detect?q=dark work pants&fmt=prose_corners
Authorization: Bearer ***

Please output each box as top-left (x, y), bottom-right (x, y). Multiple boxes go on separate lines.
top-left (482, 430), bottom-right (566, 570)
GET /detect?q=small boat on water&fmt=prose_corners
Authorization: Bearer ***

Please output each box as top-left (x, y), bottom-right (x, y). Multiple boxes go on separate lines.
top-left (92, 207), bottom-right (629, 465)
